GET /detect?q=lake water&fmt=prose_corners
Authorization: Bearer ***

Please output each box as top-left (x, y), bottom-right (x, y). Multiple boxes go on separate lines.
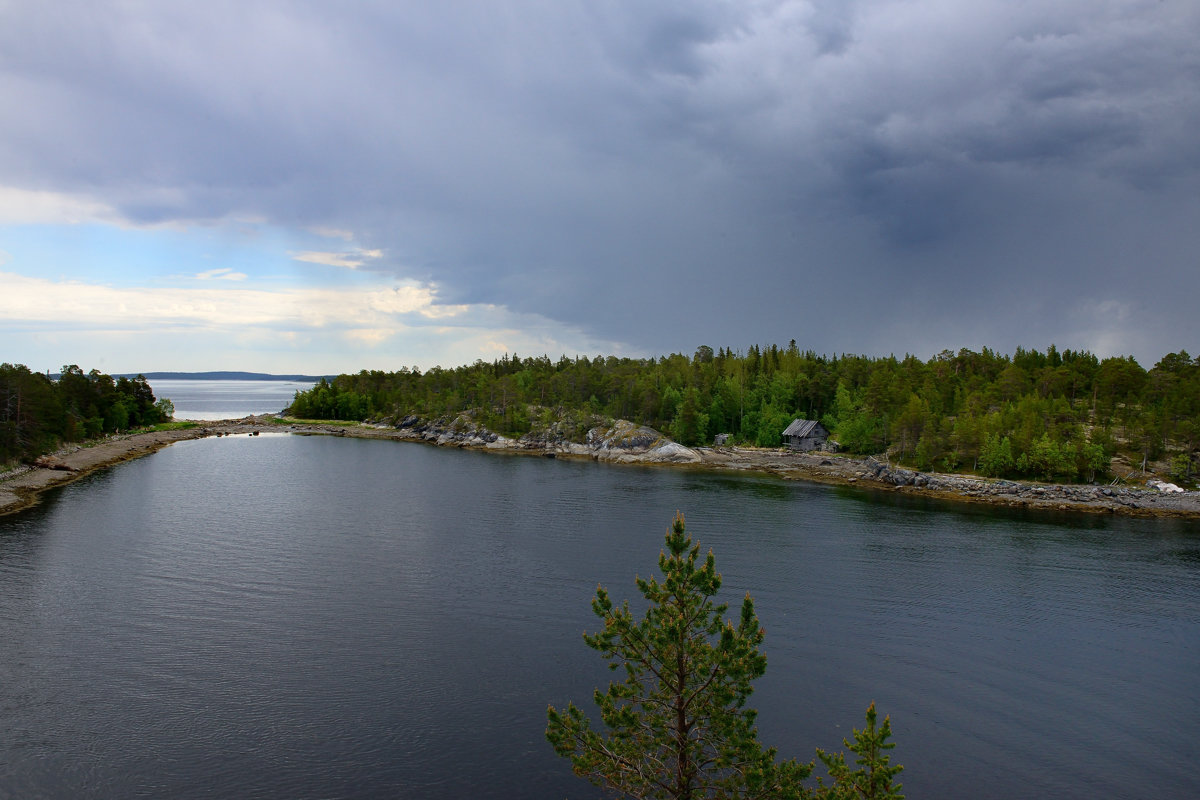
top-left (1, 435), bottom-right (1198, 799)
top-left (149, 379), bottom-right (314, 421)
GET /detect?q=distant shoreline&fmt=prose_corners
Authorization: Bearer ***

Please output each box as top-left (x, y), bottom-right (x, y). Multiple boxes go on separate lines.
top-left (119, 372), bottom-right (328, 382)
top-left (3, 418), bottom-right (1198, 520)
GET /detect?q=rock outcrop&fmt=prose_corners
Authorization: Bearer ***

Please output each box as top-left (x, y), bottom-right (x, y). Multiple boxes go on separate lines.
top-left (385, 415), bottom-right (701, 464)
top-left (840, 456), bottom-right (1200, 513)
top-left (586, 420), bottom-right (702, 463)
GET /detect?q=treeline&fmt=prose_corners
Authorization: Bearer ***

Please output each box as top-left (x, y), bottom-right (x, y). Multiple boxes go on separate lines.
top-left (286, 343), bottom-right (1200, 484)
top-left (0, 364), bottom-right (173, 464)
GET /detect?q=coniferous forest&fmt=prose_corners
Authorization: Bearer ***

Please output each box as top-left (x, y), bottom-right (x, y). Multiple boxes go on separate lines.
top-left (287, 344), bottom-right (1200, 485)
top-left (0, 364), bottom-right (173, 465)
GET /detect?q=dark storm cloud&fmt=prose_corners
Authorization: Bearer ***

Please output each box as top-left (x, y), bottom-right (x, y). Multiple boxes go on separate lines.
top-left (2, 0), bottom-right (1197, 364)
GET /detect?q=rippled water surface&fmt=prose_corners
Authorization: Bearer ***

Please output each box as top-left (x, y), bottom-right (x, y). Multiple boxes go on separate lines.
top-left (1, 435), bottom-right (1198, 798)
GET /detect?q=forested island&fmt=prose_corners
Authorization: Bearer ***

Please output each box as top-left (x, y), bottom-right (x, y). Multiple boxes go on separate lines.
top-left (286, 344), bottom-right (1199, 487)
top-left (0, 364), bottom-right (174, 465)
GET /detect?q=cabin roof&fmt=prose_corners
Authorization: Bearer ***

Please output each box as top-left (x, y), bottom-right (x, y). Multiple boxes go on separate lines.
top-left (782, 418), bottom-right (822, 438)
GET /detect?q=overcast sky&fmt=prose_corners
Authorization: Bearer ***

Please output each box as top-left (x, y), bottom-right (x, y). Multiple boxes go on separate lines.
top-left (2, 0), bottom-right (1197, 374)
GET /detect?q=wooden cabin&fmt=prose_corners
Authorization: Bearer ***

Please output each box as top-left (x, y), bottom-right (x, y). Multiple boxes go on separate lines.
top-left (781, 419), bottom-right (830, 451)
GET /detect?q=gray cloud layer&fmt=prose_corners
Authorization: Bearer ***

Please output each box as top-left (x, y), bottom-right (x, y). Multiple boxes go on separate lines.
top-left (3, 0), bottom-right (1197, 363)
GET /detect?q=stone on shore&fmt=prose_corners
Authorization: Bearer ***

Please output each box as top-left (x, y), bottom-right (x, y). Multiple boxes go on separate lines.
top-left (587, 420), bottom-right (701, 463)
top-left (33, 455), bottom-right (76, 472)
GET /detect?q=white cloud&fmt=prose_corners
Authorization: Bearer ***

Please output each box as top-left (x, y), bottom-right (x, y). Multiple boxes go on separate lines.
top-left (194, 267), bottom-right (248, 281)
top-left (363, 286), bottom-right (470, 319)
top-left (291, 249), bottom-right (384, 269)
top-left (364, 286), bottom-right (437, 315)
top-left (0, 186), bottom-right (118, 225)
top-left (419, 302), bottom-right (472, 320)
top-left (0, 269), bottom-right (630, 365)
top-left (0, 269), bottom-right (447, 328)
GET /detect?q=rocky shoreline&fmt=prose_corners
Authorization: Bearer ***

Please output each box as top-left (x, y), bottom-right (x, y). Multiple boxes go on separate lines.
top-left (3, 415), bottom-right (1199, 520)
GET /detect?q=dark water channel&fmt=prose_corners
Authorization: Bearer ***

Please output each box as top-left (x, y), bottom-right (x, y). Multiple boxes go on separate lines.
top-left (1, 435), bottom-right (1198, 798)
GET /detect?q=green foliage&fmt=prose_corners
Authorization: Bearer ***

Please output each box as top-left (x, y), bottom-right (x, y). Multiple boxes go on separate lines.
top-left (154, 397), bottom-right (176, 420)
top-left (1, 363), bottom-right (172, 464)
top-left (914, 426), bottom-right (943, 472)
top-left (144, 420), bottom-right (199, 432)
top-left (547, 514), bottom-right (905, 799)
top-left (1169, 453), bottom-right (1195, 485)
top-left (1076, 440), bottom-right (1109, 483)
top-left (546, 512), bottom-right (813, 799)
top-left (283, 345), bottom-right (1197, 483)
top-left (671, 387), bottom-right (708, 446)
top-left (1018, 434), bottom-right (1076, 481)
top-left (835, 412), bottom-right (887, 455)
top-left (753, 403), bottom-right (794, 448)
top-left (815, 703), bottom-right (904, 800)
top-left (285, 377), bottom-right (373, 421)
top-left (826, 383), bottom-right (886, 454)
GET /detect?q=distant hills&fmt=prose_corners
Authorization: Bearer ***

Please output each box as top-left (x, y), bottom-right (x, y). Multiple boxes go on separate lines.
top-left (119, 371), bottom-right (330, 382)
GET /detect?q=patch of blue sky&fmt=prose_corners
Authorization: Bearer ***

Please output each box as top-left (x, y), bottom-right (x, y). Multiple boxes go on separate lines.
top-left (0, 221), bottom-right (373, 289)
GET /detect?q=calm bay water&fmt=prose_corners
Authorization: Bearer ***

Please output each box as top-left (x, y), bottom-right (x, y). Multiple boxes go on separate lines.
top-left (150, 379), bottom-right (313, 421)
top-left (1, 435), bottom-right (1198, 799)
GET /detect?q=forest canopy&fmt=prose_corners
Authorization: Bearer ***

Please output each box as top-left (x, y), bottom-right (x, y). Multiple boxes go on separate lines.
top-left (0, 364), bottom-right (172, 465)
top-left (286, 344), bottom-right (1199, 485)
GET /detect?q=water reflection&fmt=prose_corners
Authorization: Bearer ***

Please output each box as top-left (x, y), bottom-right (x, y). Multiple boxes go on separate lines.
top-left (0, 436), bottom-right (1197, 800)
top-left (679, 471), bottom-right (798, 502)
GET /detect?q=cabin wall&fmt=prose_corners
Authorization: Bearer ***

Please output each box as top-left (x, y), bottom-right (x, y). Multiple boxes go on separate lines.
top-left (786, 434), bottom-right (826, 452)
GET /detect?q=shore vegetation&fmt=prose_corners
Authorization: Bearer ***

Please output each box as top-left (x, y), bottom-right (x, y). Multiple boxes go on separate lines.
top-left (1, 364), bottom-right (173, 465)
top-left (286, 344), bottom-right (1199, 486)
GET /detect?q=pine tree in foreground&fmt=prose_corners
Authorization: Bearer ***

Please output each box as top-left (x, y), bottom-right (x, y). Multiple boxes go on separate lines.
top-left (546, 511), bottom-right (812, 799)
top-left (814, 702), bottom-right (904, 800)
top-left (546, 512), bottom-right (905, 799)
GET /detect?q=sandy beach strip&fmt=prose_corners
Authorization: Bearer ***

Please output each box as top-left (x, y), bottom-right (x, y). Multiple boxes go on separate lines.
top-left (0, 427), bottom-right (209, 517)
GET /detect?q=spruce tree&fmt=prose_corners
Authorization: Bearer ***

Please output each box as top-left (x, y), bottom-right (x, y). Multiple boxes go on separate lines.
top-left (546, 512), bottom-right (811, 799)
